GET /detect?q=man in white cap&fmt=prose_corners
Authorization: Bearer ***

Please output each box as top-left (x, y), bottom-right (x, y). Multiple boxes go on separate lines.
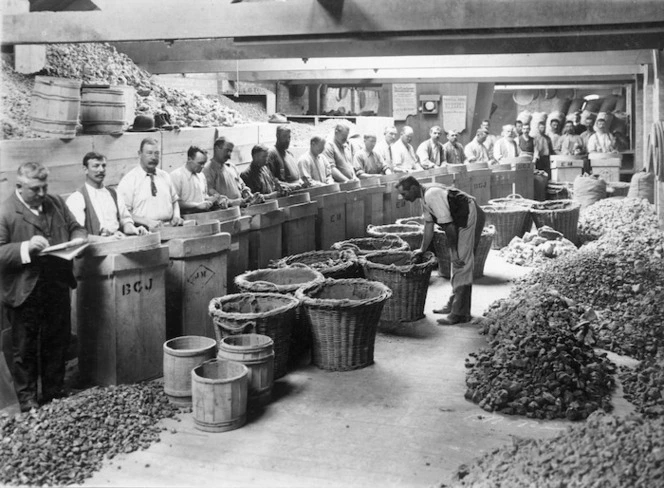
top-left (464, 129), bottom-right (491, 164)
top-left (416, 125), bottom-right (444, 167)
top-left (586, 113), bottom-right (616, 154)
top-left (442, 130), bottom-right (465, 166)
top-left (492, 125), bottom-right (520, 163)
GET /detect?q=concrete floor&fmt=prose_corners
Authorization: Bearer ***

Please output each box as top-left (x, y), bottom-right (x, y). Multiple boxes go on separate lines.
top-left (77, 251), bottom-right (635, 488)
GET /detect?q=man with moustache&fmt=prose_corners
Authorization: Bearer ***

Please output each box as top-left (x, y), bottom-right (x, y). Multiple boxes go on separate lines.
top-left (442, 130), bottom-right (466, 165)
top-left (267, 125), bottom-right (304, 191)
top-left (416, 126), bottom-right (445, 167)
top-left (464, 129), bottom-right (491, 164)
top-left (391, 125), bottom-right (422, 173)
top-left (0, 162), bottom-right (87, 411)
top-left (374, 125), bottom-right (398, 170)
top-left (556, 120), bottom-right (586, 156)
top-left (322, 123), bottom-right (358, 182)
top-left (67, 152), bottom-right (147, 236)
top-left (170, 146), bottom-right (227, 214)
top-left (298, 136), bottom-right (333, 186)
top-left (118, 138), bottom-right (184, 231)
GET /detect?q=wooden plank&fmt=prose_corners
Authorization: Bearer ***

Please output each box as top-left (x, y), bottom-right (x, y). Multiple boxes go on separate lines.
top-left (14, 44), bottom-right (46, 74)
top-left (4, 0), bottom-right (664, 44)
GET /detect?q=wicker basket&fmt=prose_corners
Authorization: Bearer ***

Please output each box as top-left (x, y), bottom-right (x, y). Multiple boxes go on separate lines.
top-left (395, 216), bottom-right (425, 227)
top-left (481, 205), bottom-right (529, 249)
top-left (547, 182), bottom-right (574, 200)
top-left (366, 224), bottom-right (423, 251)
top-left (235, 264), bottom-right (325, 294)
top-left (433, 226), bottom-right (496, 279)
top-left (486, 193), bottom-right (536, 237)
top-left (295, 279), bottom-right (392, 371)
top-left (272, 250), bottom-right (361, 279)
top-left (331, 235), bottom-right (409, 255)
top-left (360, 251), bottom-right (436, 323)
top-left (208, 293), bottom-right (299, 379)
top-left (529, 199), bottom-right (581, 244)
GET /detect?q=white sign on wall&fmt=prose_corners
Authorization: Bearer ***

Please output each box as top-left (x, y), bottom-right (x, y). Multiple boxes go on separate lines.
top-left (392, 84), bottom-right (417, 121)
top-left (442, 95), bottom-right (467, 133)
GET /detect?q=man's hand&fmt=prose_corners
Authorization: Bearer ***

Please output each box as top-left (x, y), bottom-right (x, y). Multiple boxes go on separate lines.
top-left (453, 258), bottom-right (465, 267)
top-left (112, 231), bottom-right (126, 239)
top-left (170, 216), bottom-right (185, 227)
top-left (69, 236), bottom-right (88, 246)
top-left (28, 235), bottom-right (49, 255)
top-left (197, 201), bottom-right (213, 211)
top-left (145, 219), bottom-right (163, 231)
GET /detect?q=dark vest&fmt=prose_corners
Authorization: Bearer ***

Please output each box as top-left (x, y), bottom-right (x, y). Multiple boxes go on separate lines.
top-left (424, 183), bottom-right (472, 229)
top-left (79, 184), bottom-right (121, 235)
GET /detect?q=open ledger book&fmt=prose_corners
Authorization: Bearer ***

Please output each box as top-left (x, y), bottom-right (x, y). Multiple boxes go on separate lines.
top-left (38, 240), bottom-right (89, 261)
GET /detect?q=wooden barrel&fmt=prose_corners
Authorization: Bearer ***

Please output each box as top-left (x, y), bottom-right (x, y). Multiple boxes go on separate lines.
top-left (29, 76), bottom-right (81, 139)
top-left (163, 336), bottom-right (217, 405)
top-left (192, 359), bottom-right (249, 433)
top-left (80, 86), bottom-right (127, 134)
top-left (217, 334), bottom-right (274, 407)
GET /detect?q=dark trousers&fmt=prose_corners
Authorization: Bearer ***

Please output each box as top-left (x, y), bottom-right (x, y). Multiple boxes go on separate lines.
top-left (6, 280), bottom-right (71, 405)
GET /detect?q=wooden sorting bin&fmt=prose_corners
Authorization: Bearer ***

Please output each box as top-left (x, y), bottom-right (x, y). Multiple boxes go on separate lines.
top-left (433, 170), bottom-right (455, 187)
top-left (159, 222), bottom-right (231, 340)
top-left (490, 167), bottom-right (517, 200)
top-left (589, 153), bottom-right (622, 182)
top-left (277, 193), bottom-right (318, 256)
top-left (340, 180), bottom-right (366, 239)
top-left (75, 234), bottom-right (168, 386)
top-left (550, 156), bottom-right (585, 182)
top-left (298, 184), bottom-right (346, 250)
top-left (467, 165), bottom-right (492, 205)
top-left (187, 207), bottom-right (251, 294)
top-left (381, 173), bottom-right (422, 223)
top-left (448, 164), bottom-right (471, 194)
top-left (512, 159), bottom-right (535, 199)
top-left (360, 177), bottom-right (386, 228)
top-left (242, 201), bottom-right (285, 270)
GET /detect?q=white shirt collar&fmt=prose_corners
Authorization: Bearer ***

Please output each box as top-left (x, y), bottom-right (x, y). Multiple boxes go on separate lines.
top-left (15, 189), bottom-right (43, 213)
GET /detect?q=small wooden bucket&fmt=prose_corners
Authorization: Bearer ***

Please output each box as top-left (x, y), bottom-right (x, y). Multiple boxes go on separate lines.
top-left (192, 359), bottom-right (249, 433)
top-left (218, 334), bottom-right (274, 407)
top-left (163, 336), bottom-right (217, 405)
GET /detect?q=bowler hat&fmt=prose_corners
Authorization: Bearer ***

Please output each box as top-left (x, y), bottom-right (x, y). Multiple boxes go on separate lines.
top-left (127, 114), bottom-right (158, 132)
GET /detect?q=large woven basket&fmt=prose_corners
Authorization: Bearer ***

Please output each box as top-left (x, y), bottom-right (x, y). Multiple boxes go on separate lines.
top-left (606, 181), bottom-right (630, 198)
top-left (486, 193), bottom-right (536, 236)
top-left (360, 251), bottom-right (437, 323)
top-left (273, 250), bottom-right (361, 279)
top-left (367, 224), bottom-right (423, 251)
top-left (331, 235), bottom-right (409, 255)
top-left (208, 293), bottom-right (299, 379)
top-left (234, 265), bottom-right (324, 368)
top-left (395, 216), bottom-right (425, 226)
top-left (481, 205), bottom-right (529, 249)
top-left (235, 264), bottom-right (325, 294)
top-left (529, 199), bottom-right (581, 244)
top-left (433, 226), bottom-right (496, 279)
top-left (295, 279), bottom-right (392, 371)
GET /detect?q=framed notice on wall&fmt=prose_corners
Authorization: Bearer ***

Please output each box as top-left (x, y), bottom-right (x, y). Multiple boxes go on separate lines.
top-left (442, 95), bottom-right (467, 133)
top-left (392, 84), bottom-right (417, 121)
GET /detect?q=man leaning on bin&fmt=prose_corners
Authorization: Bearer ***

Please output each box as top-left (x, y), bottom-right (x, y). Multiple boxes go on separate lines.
top-left (0, 162), bottom-right (88, 412)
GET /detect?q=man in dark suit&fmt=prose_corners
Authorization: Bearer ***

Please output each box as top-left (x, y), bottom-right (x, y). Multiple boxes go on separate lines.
top-left (0, 162), bottom-right (87, 411)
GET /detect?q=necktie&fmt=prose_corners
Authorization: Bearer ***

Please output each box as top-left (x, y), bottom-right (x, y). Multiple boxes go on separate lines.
top-left (148, 172), bottom-right (157, 196)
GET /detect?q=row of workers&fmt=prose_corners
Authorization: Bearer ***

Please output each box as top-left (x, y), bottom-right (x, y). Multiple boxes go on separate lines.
top-left (0, 156), bottom-right (481, 411)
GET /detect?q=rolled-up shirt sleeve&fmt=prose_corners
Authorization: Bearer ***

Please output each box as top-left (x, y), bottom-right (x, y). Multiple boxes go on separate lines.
top-left (65, 191), bottom-right (86, 227)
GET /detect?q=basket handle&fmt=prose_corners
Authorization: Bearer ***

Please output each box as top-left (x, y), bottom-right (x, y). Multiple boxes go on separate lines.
top-left (506, 193), bottom-right (524, 200)
top-left (250, 280), bottom-right (281, 292)
top-left (402, 220), bottom-right (422, 226)
top-left (216, 319), bottom-right (256, 334)
top-left (289, 262), bottom-right (313, 270)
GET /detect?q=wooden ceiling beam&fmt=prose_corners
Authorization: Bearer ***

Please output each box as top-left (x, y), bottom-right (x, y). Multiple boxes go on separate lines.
top-left (3, 0), bottom-right (664, 45)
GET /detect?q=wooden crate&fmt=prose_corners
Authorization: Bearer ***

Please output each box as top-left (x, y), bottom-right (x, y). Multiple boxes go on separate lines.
top-left (279, 201), bottom-right (318, 256)
top-left (490, 170), bottom-right (516, 200)
top-left (163, 226), bottom-right (231, 340)
top-left (512, 161), bottom-right (535, 199)
top-left (361, 184), bottom-right (385, 229)
top-left (315, 191), bottom-right (347, 250)
top-left (468, 168), bottom-right (492, 205)
top-left (218, 216), bottom-right (251, 293)
top-left (75, 246), bottom-right (169, 386)
top-left (245, 209), bottom-right (285, 270)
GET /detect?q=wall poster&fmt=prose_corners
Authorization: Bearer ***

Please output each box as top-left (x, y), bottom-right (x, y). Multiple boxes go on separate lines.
top-left (442, 95), bottom-right (467, 133)
top-left (392, 84), bottom-right (417, 121)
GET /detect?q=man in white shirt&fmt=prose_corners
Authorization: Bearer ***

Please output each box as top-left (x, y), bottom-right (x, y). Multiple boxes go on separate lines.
top-left (322, 124), bottom-right (357, 182)
top-left (480, 120), bottom-right (497, 158)
top-left (391, 125), bottom-right (422, 173)
top-left (117, 137), bottom-right (184, 232)
top-left (586, 114), bottom-right (616, 154)
top-left (66, 152), bottom-right (146, 236)
top-left (416, 125), bottom-right (444, 167)
top-left (298, 136), bottom-right (333, 186)
top-left (170, 146), bottom-right (225, 215)
top-left (374, 125), bottom-right (398, 170)
top-left (353, 134), bottom-right (392, 178)
top-left (493, 125), bottom-right (520, 162)
top-left (464, 129), bottom-right (491, 164)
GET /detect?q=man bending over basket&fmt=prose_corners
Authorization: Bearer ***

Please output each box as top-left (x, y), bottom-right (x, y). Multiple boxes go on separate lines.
top-left (396, 176), bottom-right (485, 325)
